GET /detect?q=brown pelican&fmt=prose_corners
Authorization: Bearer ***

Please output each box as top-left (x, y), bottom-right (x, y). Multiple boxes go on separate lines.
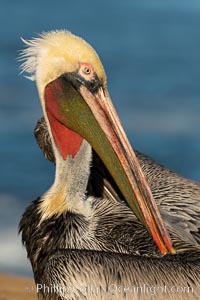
top-left (19, 31), bottom-right (200, 299)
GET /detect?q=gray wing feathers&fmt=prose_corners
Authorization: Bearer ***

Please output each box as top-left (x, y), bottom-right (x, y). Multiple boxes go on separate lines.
top-left (43, 249), bottom-right (200, 300)
top-left (137, 152), bottom-right (200, 248)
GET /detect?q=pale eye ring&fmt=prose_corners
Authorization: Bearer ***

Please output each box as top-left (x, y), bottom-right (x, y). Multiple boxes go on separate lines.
top-left (84, 67), bottom-right (91, 75)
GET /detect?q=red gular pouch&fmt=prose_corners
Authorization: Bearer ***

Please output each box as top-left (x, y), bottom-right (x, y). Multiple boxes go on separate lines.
top-left (44, 77), bottom-right (83, 160)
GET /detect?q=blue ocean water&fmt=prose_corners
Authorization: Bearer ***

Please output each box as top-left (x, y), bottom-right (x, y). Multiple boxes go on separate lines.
top-left (1, 0), bottom-right (200, 275)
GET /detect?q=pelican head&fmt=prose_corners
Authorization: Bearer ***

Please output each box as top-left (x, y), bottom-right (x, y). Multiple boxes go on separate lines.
top-left (20, 30), bottom-right (174, 254)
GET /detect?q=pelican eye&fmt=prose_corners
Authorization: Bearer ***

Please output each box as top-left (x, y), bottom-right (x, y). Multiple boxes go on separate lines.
top-left (84, 67), bottom-right (91, 75)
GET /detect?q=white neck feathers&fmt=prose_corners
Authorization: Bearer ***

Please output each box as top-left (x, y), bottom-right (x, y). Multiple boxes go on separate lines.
top-left (39, 140), bottom-right (92, 221)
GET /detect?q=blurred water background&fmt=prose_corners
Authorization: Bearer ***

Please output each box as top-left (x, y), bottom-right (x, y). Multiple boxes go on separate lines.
top-left (1, 0), bottom-right (200, 276)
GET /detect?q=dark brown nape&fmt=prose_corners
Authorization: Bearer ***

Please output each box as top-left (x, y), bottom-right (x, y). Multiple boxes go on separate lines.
top-left (34, 117), bottom-right (55, 164)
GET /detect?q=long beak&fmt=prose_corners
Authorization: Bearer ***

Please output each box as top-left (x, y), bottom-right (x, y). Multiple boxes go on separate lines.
top-left (45, 75), bottom-right (175, 255)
